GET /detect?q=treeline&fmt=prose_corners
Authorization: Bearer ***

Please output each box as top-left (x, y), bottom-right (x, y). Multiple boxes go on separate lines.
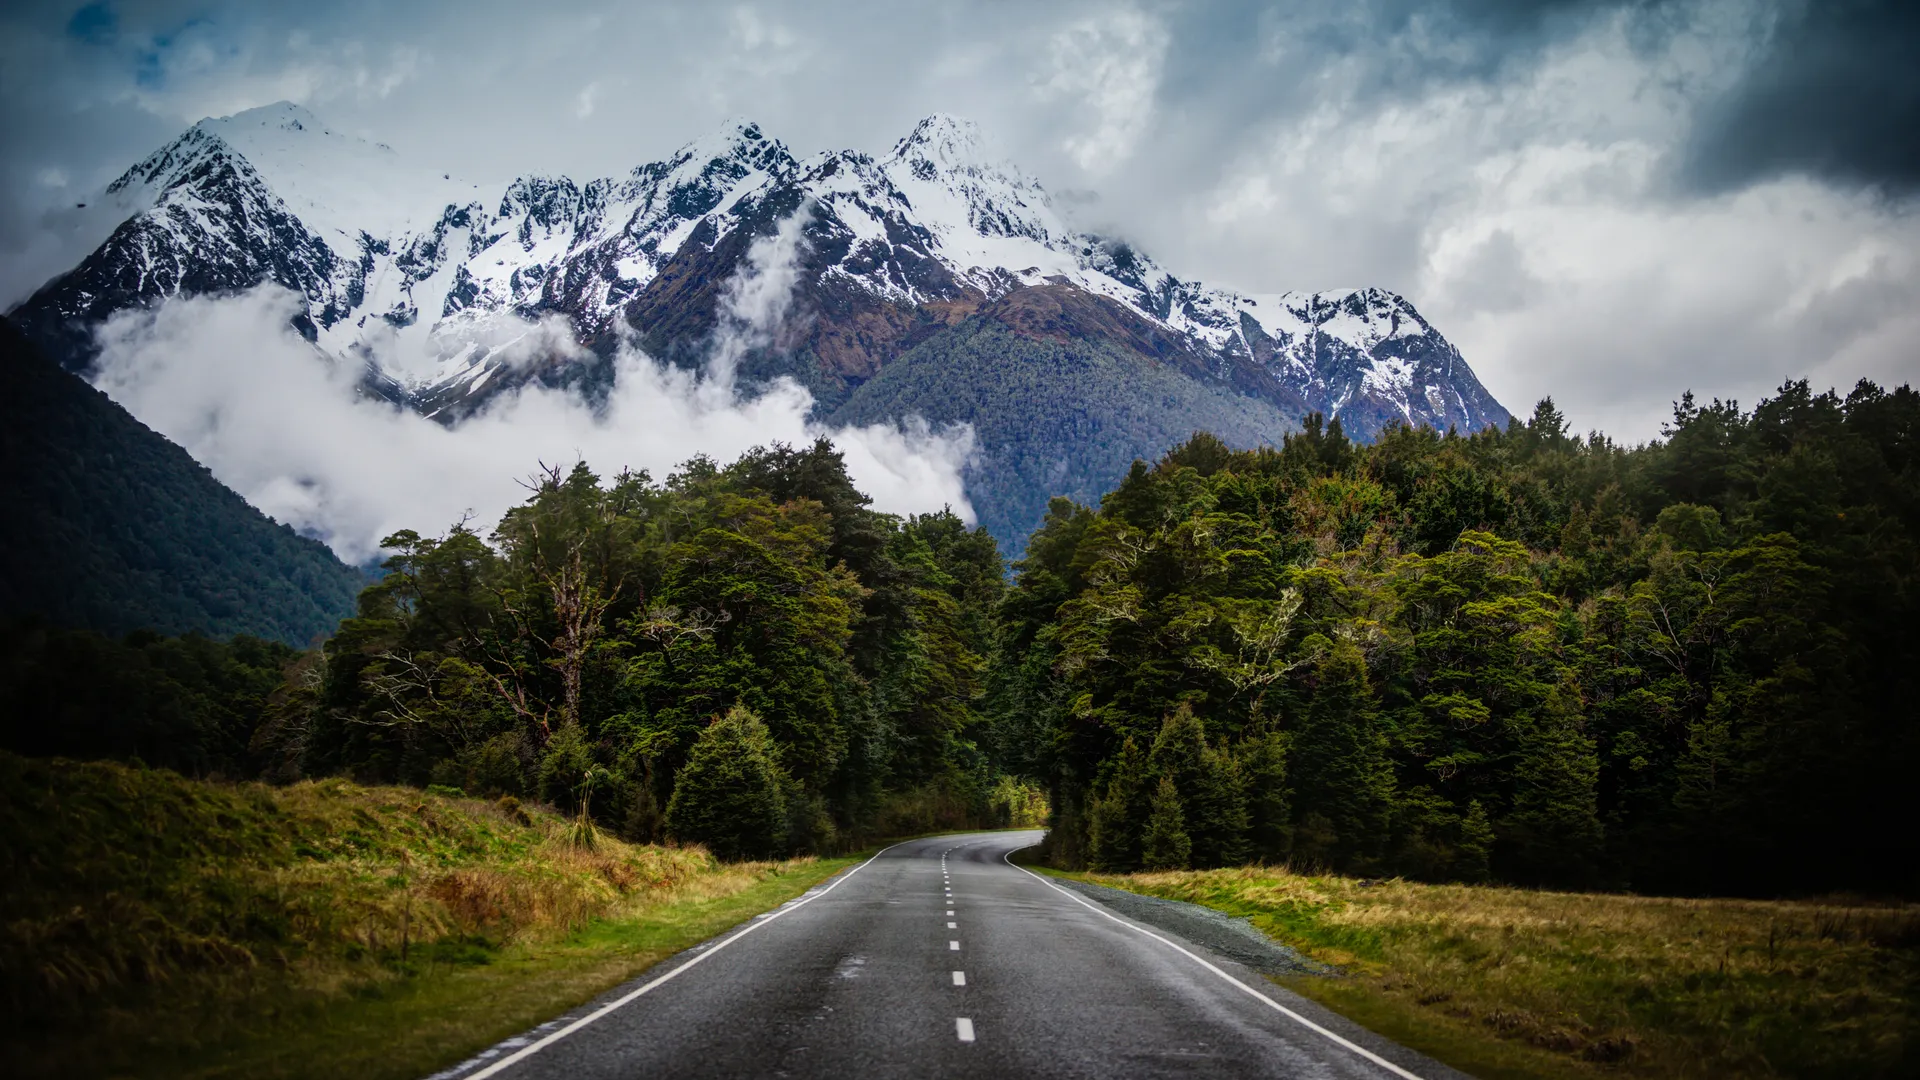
top-left (997, 381), bottom-right (1920, 897)
top-left (0, 622), bottom-right (298, 776)
top-left (248, 440), bottom-right (1042, 853)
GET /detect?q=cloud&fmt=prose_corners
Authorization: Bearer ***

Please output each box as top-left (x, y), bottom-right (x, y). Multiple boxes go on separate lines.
top-left (1682, 0), bottom-right (1920, 195)
top-left (1035, 8), bottom-right (1168, 173)
top-left (85, 218), bottom-right (976, 563)
top-left (3, 0), bottom-right (1916, 449)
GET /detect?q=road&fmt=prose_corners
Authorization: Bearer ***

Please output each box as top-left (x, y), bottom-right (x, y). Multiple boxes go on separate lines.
top-left (437, 831), bottom-right (1463, 1079)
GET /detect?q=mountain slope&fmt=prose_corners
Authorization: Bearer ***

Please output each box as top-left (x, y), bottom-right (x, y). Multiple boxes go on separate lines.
top-left (831, 305), bottom-right (1302, 545)
top-left (0, 319), bottom-right (363, 643)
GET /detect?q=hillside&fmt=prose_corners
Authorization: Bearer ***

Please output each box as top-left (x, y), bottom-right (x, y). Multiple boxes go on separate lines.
top-left (830, 307), bottom-right (1302, 547)
top-left (0, 751), bottom-right (844, 1079)
top-left (0, 319), bottom-right (362, 644)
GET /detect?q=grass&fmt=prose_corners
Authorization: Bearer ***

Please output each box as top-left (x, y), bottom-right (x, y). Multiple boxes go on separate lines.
top-left (0, 752), bottom-right (856, 1079)
top-left (1057, 866), bottom-right (1920, 1080)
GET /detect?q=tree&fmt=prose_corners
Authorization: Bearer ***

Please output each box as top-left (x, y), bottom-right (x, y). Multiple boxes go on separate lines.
top-left (1147, 704), bottom-right (1247, 868)
top-left (1087, 737), bottom-right (1150, 871)
top-left (1238, 729), bottom-right (1291, 864)
top-left (1142, 776), bottom-right (1192, 871)
top-left (663, 706), bottom-right (788, 860)
top-left (1288, 638), bottom-right (1391, 872)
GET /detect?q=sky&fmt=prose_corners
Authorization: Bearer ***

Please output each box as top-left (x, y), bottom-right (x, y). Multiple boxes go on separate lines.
top-left (2, 0), bottom-right (1917, 447)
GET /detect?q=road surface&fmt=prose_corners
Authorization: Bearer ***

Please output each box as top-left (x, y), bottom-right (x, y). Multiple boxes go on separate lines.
top-left (436, 831), bottom-right (1465, 1079)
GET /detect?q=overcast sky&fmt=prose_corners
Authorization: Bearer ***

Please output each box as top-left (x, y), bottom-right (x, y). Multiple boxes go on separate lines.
top-left (2, 0), bottom-right (1915, 441)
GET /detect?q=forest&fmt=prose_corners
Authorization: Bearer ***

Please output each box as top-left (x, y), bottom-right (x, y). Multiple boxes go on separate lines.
top-left (6, 377), bottom-right (1915, 898)
top-left (0, 320), bottom-right (363, 645)
top-left (1003, 380), bottom-right (1919, 897)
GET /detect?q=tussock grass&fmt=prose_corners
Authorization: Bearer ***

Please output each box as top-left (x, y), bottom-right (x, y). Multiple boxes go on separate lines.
top-left (1077, 866), bottom-right (1920, 1079)
top-left (0, 752), bottom-right (845, 1078)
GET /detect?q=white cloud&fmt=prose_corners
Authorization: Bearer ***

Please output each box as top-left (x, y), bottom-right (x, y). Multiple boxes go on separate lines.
top-left (1035, 8), bottom-right (1167, 174)
top-left (1157, 1), bottom-right (1920, 440)
top-left (86, 218), bottom-right (976, 564)
top-left (4, 0), bottom-right (1916, 449)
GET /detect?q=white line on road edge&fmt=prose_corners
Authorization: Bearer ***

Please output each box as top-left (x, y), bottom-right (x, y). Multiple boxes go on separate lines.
top-left (1002, 849), bottom-right (1429, 1080)
top-left (457, 839), bottom-right (916, 1080)
top-left (956, 1017), bottom-right (976, 1042)
top-left (953, 971), bottom-right (966, 986)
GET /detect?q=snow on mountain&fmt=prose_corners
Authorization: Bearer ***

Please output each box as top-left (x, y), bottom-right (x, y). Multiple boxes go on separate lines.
top-left (8, 104), bottom-right (1508, 435)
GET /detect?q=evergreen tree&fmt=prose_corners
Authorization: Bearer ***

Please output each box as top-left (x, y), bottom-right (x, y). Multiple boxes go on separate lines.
top-left (663, 706), bottom-right (789, 860)
top-left (1502, 683), bottom-right (1605, 886)
top-left (1238, 729), bottom-right (1292, 864)
top-left (1146, 704), bottom-right (1249, 868)
top-left (1457, 800), bottom-right (1495, 884)
top-left (1289, 639), bottom-right (1391, 872)
top-left (1142, 776), bottom-right (1192, 871)
top-left (1087, 737), bottom-right (1150, 871)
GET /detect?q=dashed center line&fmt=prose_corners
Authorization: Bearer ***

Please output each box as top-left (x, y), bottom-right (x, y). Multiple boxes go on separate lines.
top-left (952, 970), bottom-right (966, 986)
top-left (947, 921), bottom-right (957, 929)
top-left (949, 940), bottom-right (960, 951)
top-left (955, 1017), bottom-right (976, 1043)
top-left (946, 909), bottom-right (954, 916)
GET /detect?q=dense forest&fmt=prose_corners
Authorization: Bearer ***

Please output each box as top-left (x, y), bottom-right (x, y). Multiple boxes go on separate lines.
top-left (1002, 381), bottom-right (1919, 897)
top-left (258, 441), bottom-right (1035, 850)
top-left (5, 373), bottom-right (1915, 898)
top-left (0, 320), bottom-right (363, 644)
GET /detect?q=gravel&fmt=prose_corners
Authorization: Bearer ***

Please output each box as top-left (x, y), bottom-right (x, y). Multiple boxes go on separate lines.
top-left (1051, 876), bottom-right (1339, 979)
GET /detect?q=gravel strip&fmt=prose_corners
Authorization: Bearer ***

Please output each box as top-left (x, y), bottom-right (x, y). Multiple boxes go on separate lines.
top-left (1051, 876), bottom-right (1338, 978)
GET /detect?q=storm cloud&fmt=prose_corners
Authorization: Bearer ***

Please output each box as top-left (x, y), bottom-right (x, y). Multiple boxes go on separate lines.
top-left (2, 0), bottom-right (1915, 443)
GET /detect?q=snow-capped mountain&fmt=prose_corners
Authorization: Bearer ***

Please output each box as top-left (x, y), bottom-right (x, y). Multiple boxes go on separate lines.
top-left (10, 102), bottom-right (1506, 439)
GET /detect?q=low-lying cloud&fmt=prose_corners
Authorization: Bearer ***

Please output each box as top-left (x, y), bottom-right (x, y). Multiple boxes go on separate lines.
top-left (88, 215), bottom-right (975, 564)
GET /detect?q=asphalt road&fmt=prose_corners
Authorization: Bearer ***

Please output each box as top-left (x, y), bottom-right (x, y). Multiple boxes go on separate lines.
top-left (436, 831), bottom-right (1465, 1079)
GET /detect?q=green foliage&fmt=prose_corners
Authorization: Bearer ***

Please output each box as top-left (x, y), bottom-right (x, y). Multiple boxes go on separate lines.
top-left (0, 319), bottom-right (361, 644)
top-left (1008, 380), bottom-right (1920, 897)
top-left (0, 622), bottom-right (299, 776)
top-left (663, 706), bottom-right (789, 861)
top-left (1141, 775), bottom-right (1192, 870)
top-left (267, 440), bottom-right (1011, 858)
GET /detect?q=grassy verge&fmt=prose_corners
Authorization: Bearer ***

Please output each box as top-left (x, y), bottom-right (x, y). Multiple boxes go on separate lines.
top-left (1051, 866), bottom-right (1920, 1080)
top-left (0, 752), bottom-right (856, 1079)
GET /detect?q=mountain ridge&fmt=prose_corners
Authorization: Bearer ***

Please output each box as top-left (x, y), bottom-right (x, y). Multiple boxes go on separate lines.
top-left (8, 103), bottom-right (1510, 545)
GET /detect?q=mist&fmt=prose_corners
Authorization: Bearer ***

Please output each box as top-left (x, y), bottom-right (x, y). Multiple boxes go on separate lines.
top-left (87, 212), bottom-right (976, 564)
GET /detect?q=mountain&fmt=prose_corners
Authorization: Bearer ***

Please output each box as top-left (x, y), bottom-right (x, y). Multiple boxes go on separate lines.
top-left (8, 103), bottom-right (1509, 545)
top-left (0, 318), bottom-right (363, 644)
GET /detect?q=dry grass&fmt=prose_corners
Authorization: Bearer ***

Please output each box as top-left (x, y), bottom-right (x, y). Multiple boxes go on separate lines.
top-left (0, 752), bottom-right (844, 1079)
top-left (1076, 866), bottom-right (1920, 1079)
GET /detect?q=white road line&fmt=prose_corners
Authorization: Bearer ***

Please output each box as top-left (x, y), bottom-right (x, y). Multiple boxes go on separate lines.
top-left (952, 970), bottom-right (966, 986)
top-left (454, 840), bottom-right (913, 1080)
top-left (949, 940), bottom-right (961, 950)
top-left (946, 909), bottom-right (954, 915)
top-left (947, 921), bottom-right (957, 929)
top-left (955, 1017), bottom-right (976, 1043)
top-left (1002, 848), bottom-right (1429, 1080)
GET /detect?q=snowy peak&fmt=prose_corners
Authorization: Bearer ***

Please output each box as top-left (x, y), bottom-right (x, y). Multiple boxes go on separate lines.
top-left (197, 100), bottom-right (328, 140)
top-left (886, 114), bottom-right (992, 174)
top-left (10, 104), bottom-right (1508, 437)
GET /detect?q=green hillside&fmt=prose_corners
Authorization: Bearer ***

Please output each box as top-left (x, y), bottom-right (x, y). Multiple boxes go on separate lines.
top-left (0, 319), bottom-right (362, 645)
top-left (828, 318), bottom-right (1300, 552)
